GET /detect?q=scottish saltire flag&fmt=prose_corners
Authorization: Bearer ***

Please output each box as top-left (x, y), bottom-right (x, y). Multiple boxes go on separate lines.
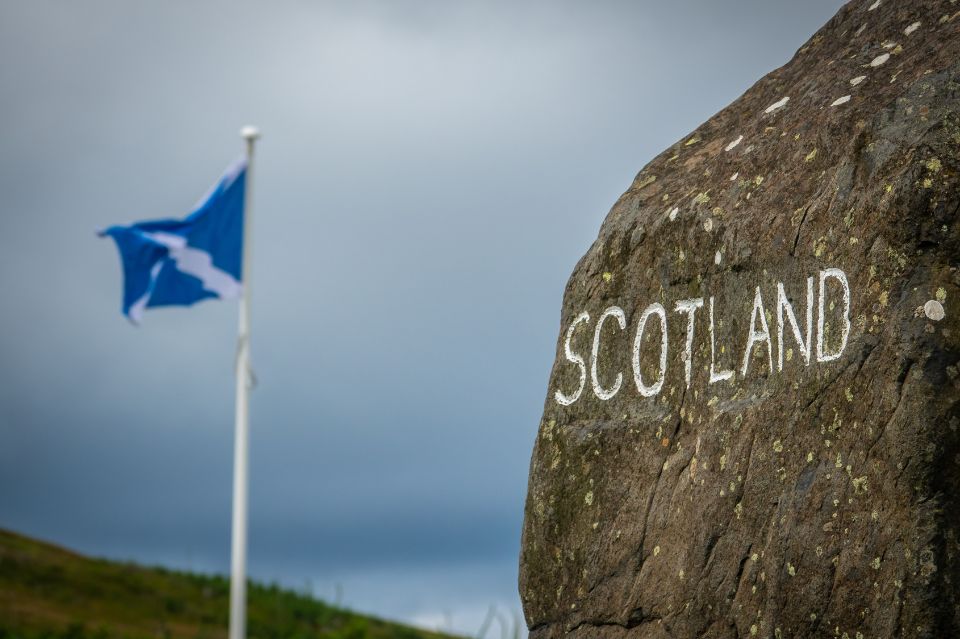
top-left (100, 158), bottom-right (246, 323)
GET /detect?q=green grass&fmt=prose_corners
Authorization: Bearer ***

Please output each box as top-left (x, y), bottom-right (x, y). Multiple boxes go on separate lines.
top-left (0, 529), bottom-right (461, 639)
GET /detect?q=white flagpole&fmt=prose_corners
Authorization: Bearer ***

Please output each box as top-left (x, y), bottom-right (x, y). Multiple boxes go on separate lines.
top-left (230, 125), bottom-right (259, 639)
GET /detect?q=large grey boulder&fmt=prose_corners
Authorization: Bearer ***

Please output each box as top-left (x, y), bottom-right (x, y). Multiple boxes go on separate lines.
top-left (519, 1), bottom-right (960, 637)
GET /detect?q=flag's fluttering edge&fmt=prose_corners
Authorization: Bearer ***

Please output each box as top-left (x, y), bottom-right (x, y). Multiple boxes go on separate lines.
top-left (100, 158), bottom-right (246, 323)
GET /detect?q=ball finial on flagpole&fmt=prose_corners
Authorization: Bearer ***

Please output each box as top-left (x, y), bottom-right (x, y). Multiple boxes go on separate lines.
top-left (240, 125), bottom-right (260, 141)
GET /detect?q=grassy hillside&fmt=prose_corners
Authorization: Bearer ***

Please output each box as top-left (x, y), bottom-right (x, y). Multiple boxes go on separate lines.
top-left (0, 529), bottom-right (460, 639)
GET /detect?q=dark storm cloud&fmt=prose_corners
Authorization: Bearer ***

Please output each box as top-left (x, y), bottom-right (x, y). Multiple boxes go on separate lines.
top-left (0, 0), bottom-right (845, 631)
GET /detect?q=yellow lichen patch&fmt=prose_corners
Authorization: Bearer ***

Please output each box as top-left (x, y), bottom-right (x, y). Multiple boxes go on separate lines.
top-left (788, 563), bottom-right (796, 576)
top-left (871, 557), bottom-right (881, 569)
top-left (923, 177), bottom-right (933, 188)
top-left (754, 175), bottom-right (765, 186)
top-left (879, 291), bottom-right (889, 306)
top-left (685, 136), bottom-right (701, 146)
top-left (602, 271), bottom-right (612, 283)
top-left (806, 452), bottom-right (814, 463)
top-left (653, 545), bottom-right (661, 556)
top-left (814, 237), bottom-right (828, 257)
top-left (635, 174), bottom-right (657, 190)
top-left (543, 419), bottom-right (556, 441)
top-left (925, 157), bottom-right (942, 172)
top-left (773, 440), bottom-right (784, 453)
top-left (852, 476), bottom-right (869, 494)
top-left (805, 148), bottom-right (818, 162)
top-left (584, 491), bottom-right (594, 506)
top-left (845, 388), bottom-right (854, 402)
top-left (693, 191), bottom-right (711, 205)
top-left (937, 287), bottom-right (947, 302)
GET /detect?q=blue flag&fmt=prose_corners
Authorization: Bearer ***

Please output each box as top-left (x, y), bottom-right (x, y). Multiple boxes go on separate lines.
top-left (100, 158), bottom-right (246, 323)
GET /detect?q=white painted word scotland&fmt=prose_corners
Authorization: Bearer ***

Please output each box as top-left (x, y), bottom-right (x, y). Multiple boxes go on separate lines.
top-left (555, 268), bottom-right (851, 405)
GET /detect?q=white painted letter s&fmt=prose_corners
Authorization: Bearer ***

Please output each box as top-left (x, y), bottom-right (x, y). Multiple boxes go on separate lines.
top-left (555, 311), bottom-right (591, 406)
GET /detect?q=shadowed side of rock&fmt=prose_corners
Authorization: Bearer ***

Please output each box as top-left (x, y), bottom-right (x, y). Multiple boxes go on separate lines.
top-left (520, 1), bottom-right (960, 638)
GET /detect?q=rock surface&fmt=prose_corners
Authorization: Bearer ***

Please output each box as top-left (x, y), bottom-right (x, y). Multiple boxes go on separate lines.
top-left (519, 1), bottom-right (960, 637)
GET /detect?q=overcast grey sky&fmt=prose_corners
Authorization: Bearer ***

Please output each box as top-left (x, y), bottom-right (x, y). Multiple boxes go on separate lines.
top-left (0, 0), bottom-right (845, 634)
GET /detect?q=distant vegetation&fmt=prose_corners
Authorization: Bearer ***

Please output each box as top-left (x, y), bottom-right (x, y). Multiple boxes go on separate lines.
top-left (0, 529), bottom-right (460, 639)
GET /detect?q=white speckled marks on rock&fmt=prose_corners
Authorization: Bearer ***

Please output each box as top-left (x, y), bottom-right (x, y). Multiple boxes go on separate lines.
top-left (764, 96), bottom-right (790, 114)
top-left (924, 299), bottom-right (946, 321)
top-left (725, 135), bottom-right (744, 152)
